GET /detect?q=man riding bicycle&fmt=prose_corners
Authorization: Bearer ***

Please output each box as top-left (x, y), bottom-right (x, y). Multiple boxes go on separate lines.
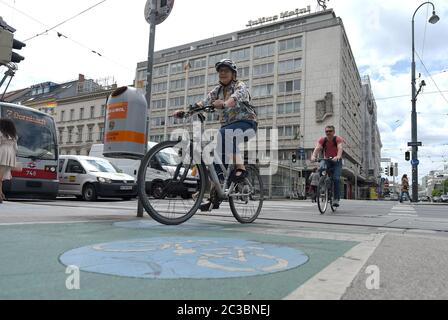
top-left (174, 59), bottom-right (258, 211)
top-left (311, 126), bottom-right (344, 207)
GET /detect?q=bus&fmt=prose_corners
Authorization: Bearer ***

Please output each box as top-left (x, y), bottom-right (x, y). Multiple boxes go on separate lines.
top-left (1, 102), bottom-right (59, 199)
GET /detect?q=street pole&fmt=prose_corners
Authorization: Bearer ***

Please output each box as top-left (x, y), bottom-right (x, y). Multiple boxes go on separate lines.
top-left (410, 2), bottom-right (440, 203)
top-left (138, 0), bottom-right (157, 218)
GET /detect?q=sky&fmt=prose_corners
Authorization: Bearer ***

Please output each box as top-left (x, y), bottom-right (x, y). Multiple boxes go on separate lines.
top-left (1, 0), bottom-right (448, 183)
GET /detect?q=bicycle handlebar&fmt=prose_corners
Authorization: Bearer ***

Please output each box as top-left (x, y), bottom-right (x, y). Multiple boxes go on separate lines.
top-left (176, 105), bottom-right (216, 119)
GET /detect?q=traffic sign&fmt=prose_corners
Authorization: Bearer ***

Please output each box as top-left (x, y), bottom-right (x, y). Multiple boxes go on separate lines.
top-left (408, 142), bottom-right (422, 147)
top-left (145, 0), bottom-right (175, 25)
top-left (411, 159), bottom-right (420, 166)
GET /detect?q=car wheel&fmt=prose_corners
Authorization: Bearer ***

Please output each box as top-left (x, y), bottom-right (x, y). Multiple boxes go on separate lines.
top-left (151, 182), bottom-right (166, 199)
top-left (82, 184), bottom-right (98, 202)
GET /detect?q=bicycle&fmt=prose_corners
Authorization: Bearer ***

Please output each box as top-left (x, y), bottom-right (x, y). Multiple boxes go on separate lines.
top-left (137, 105), bottom-right (264, 225)
top-left (315, 158), bottom-right (338, 214)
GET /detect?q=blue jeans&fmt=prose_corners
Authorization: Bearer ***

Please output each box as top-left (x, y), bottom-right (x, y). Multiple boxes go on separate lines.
top-left (400, 192), bottom-right (410, 202)
top-left (214, 120), bottom-right (257, 178)
top-left (320, 160), bottom-right (342, 201)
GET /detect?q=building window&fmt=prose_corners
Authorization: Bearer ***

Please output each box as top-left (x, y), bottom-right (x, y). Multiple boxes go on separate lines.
top-left (279, 36), bottom-right (303, 52)
top-left (253, 63), bottom-right (274, 77)
top-left (60, 110), bottom-right (65, 122)
top-left (187, 94), bottom-right (204, 106)
top-left (154, 65), bottom-right (168, 77)
top-left (278, 59), bottom-right (302, 74)
top-left (77, 126), bottom-right (84, 142)
top-left (152, 99), bottom-right (167, 110)
top-left (230, 48), bottom-right (251, 62)
top-left (153, 81), bottom-right (168, 93)
top-left (254, 43), bottom-right (275, 59)
top-left (278, 125), bottom-right (300, 138)
top-left (190, 57), bottom-right (206, 69)
top-left (252, 84), bottom-right (274, 98)
top-left (151, 117), bottom-right (166, 127)
top-left (70, 109), bottom-right (75, 121)
top-left (189, 75), bottom-right (205, 87)
top-left (209, 52), bottom-right (228, 67)
top-left (90, 106), bottom-right (95, 119)
top-left (87, 126), bottom-right (94, 142)
top-left (170, 62), bottom-right (185, 74)
top-left (168, 116), bottom-right (184, 126)
top-left (67, 128), bottom-right (73, 143)
top-left (80, 108), bottom-right (84, 120)
top-left (256, 105), bottom-right (274, 119)
top-left (58, 129), bottom-right (64, 144)
top-left (238, 67), bottom-right (250, 79)
top-left (277, 102), bottom-right (301, 115)
top-left (169, 96), bottom-right (185, 108)
top-left (207, 112), bottom-right (220, 122)
top-left (208, 73), bottom-right (219, 85)
top-left (101, 104), bottom-right (106, 117)
top-left (150, 135), bottom-right (165, 142)
top-left (170, 79), bottom-right (185, 92)
top-left (98, 126), bottom-right (105, 142)
top-left (278, 80), bottom-right (301, 94)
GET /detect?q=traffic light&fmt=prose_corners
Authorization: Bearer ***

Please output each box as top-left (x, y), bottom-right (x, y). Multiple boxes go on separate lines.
top-left (0, 25), bottom-right (26, 64)
top-left (292, 153), bottom-right (297, 163)
top-left (385, 166), bottom-right (390, 176)
top-left (389, 166), bottom-right (394, 177)
top-left (405, 151), bottom-right (411, 161)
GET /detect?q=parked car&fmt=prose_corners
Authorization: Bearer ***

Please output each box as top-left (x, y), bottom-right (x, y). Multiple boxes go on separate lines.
top-left (89, 144), bottom-right (198, 199)
top-left (433, 196), bottom-right (442, 203)
top-left (419, 196), bottom-right (431, 202)
top-left (58, 155), bottom-right (137, 201)
top-left (441, 195), bottom-right (448, 203)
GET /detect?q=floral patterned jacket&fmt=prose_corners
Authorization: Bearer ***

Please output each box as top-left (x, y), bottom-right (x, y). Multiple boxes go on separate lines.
top-left (200, 80), bottom-right (257, 126)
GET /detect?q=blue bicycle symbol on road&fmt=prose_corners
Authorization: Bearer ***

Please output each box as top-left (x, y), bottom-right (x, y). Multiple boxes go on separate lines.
top-left (60, 237), bottom-right (309, 279)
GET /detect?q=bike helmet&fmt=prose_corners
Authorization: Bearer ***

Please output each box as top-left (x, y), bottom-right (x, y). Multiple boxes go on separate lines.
top-left (215, 59), bottom-right (238, 74)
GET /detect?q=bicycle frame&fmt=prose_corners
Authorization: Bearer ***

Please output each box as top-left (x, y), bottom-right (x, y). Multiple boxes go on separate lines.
top-left (169, 106), bottom-right (249, 201)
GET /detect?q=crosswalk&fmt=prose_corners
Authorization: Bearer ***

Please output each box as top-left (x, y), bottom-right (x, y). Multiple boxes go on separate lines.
top-left (388, 203), bottom-right (418, 217)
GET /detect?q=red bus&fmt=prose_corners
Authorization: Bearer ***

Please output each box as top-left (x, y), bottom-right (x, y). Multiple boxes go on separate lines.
top-left (1, 102), bottom-right (59, 199)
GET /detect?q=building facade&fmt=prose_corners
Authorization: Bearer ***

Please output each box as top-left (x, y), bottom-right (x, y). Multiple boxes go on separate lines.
top-left (6, 74), bottom-right (115, 156)
top-left (135, 9), bottom-right (381, 198)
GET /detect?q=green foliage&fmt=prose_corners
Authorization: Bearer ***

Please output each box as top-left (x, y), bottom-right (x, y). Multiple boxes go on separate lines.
top-left (432, 189), bottom-right (443, 197)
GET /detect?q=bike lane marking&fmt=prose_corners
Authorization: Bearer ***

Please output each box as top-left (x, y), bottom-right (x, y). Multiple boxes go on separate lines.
top-left (283, 233), bottom-right (384, 300)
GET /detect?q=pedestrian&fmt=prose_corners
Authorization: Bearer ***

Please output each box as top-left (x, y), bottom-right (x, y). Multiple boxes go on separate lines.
top-left (400, 174), bottom-right (411, 203)
top-left (0, 119), bottom-right (18, 203)
top-left (309, 168), bottom-right (320, 203)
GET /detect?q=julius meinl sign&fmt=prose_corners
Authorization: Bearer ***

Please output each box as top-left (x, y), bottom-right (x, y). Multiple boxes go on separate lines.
top-left (246, 6), bottom-right (311, 27)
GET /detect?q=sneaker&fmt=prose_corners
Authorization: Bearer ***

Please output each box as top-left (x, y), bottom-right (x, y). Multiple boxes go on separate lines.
top-left (333, 200), bottom-right (340, 207)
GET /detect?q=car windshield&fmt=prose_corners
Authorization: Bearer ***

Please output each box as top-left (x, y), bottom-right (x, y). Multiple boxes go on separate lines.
top-left (82, 159), bottom-right (118, 173)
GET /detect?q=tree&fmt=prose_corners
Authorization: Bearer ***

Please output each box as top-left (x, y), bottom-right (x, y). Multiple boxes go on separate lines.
top-left (432, 189), bottom-right (442, 197)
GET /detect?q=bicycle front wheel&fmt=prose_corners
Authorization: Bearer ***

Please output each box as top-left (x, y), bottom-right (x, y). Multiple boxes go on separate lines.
top-left (229, 165), bottom-right (264, 224)
top-left (317, 177), bottom-right (328, 214)
top-left (137, 141), bottom-right (207, 225)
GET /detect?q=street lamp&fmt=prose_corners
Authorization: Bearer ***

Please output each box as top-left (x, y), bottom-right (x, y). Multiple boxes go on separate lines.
top-left (410, 2), bottom-right (440, 202)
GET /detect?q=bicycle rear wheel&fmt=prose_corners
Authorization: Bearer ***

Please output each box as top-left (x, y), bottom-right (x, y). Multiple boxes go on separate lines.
top-left (137, 141), bottom-right (207, 225)
top-left (317, 177), bottom-right (328, 214)
top-left (229, 165), bottom-right (264, 224)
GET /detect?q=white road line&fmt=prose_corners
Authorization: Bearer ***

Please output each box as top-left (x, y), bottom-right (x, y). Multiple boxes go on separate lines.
top-left (388, 214), bottom-right (418, 217)
top-left (0, 220), bottom-right (122, 226)
top-left (283, 233), bottom-right (385, 300)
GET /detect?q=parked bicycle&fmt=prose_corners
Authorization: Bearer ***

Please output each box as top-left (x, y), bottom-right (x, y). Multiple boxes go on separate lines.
top-left (137, 105), bottom-right (264, 225)
top-left (315, 158), bottom-right (338, 214)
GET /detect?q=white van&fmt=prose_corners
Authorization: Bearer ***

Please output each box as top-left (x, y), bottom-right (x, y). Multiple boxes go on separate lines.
top-left (58, 155), bottom-right (137, 201)
top-left (89, 144), bottom-right (198, 199)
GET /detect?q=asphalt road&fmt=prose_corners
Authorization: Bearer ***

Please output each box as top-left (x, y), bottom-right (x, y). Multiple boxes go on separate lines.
top-left (0, 198), bottom-right (447, 300)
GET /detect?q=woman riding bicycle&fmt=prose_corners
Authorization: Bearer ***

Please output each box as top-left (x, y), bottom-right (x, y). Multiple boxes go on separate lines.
top-left (174, 59), bottom-right (258, 210)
